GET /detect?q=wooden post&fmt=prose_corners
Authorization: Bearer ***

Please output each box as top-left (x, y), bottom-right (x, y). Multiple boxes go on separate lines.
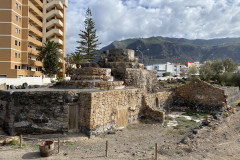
top-left (20, 135), bottom-right (22, 148)
top-left (106, 141), bottom-right (108, 157)
top-left (155, 143), bottom-right (158, 160)
top-left (58, 138), bottom-right (60, 154)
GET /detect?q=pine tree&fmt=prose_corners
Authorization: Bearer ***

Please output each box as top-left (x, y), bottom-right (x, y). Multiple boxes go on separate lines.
top-left (76, 8), bottom-right (100, 62)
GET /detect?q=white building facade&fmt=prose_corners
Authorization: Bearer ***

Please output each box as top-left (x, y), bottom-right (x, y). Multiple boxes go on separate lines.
top-left (146, 62), bottom-right (187, 77)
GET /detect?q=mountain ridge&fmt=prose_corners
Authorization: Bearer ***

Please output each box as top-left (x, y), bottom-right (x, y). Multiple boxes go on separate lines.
top-left (101, 36), bottom-right (240, 65)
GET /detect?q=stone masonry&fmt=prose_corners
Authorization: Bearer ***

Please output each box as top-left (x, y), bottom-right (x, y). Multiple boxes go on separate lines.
top-left (0, 49), bottom-right (168, 137)
top-left (171, 80), bottom-right (240, 113)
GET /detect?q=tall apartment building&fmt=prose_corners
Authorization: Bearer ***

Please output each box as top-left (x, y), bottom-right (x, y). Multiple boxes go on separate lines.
top-left (0, 0), bottom-right (68, 78)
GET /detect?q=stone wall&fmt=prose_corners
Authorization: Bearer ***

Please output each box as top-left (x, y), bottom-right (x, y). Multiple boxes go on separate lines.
top-left (144, 91), bottom-right (173, 111)
top-left (221, 86), bottom-right (240, 105)
top-left (172, 81), bottom-right (227, 113)
top-left (124, 69), bottom-right (158, 92)
top-left (0, 89), bottom-right (169, 137)
top-left (88, 89), bottom-right (144, 137)
top-left (0, 90), bottom-right (82, 135)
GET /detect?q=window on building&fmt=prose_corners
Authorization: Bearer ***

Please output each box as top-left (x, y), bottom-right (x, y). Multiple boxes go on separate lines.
top-left (15, 52), bottom-right (18, 58)
top-left (16, 3), bottom-right (18, 9)
top-left (19, 6), bottom-right (21, 10)
top-left (15, 15), bottom-right (18, 21)
top-left (15, 65), bottom-right (17, 69)
top-left (19, 18), bottom-right (21, 22)
top-left (18, 75), bottom-right (23, 78)
top-left (19, 42), bottom-right (21, 46)
top-left (19, 29), bottom-right (21, 34)
top-left (15, 40), bottom-right (18, 46)
top-left (15, 28), bottom-right (18, 33)
top-left (18, 66), bottom-right (21, 69)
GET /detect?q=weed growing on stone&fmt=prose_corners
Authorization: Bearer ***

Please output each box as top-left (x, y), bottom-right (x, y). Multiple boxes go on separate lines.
top-left (182, 110), bottom-right (209, 118)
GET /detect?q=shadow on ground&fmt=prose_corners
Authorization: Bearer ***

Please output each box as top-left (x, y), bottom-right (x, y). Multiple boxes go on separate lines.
top-left (22, 152), bottom-right (41, 159)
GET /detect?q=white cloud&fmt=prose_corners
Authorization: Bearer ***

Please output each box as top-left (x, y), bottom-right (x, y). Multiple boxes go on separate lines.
top-left (66, 0), bottom-right (240, 54)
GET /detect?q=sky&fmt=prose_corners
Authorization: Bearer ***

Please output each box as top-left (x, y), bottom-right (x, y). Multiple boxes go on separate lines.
top-left (66, 0), bottom-right (240, 54)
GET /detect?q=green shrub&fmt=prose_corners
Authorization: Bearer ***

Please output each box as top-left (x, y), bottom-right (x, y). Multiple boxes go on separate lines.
top-left (10, 139), bottom-right (18, 146)
top-left (162, 72), bottom-right (171, 77)
top-left (57, 76), bottom-right (64, 82)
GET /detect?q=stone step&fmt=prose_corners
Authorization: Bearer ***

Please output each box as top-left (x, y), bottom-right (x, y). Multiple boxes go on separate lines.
top-left (61, 80), bottom-right (125, 90)
top-left (71, 75), bottom-right (113, 81)
top-left (74, 68), bottom-right (111, 76)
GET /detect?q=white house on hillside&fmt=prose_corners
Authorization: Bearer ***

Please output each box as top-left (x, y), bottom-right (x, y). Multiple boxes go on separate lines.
top-left (146, 62), bottom-right (187, 77)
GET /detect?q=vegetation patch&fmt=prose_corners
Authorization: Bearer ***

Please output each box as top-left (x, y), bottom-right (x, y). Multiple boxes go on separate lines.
top-left (182, 110), bottom-right (210, 118)
top-left (232, 99), bottom-right (240, 107)
top-left (174, 117), bottom-right (198, 130)
top-left (66, 141), bottom-right (75, 147)
top-left (10, 140), bottom-right (18, 146)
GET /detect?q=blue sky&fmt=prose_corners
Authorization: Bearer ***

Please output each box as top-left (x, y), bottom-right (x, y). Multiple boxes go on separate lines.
top-left (66, 0), bottom-right (240, 54)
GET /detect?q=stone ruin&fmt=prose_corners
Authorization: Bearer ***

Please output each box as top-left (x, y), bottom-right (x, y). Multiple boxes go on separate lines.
top-left (0, 49), bottom-right (167, 137)
top-left (59, 49), bottom-right (159, 92)
top-left (0, 49), bottom-right (239, 138)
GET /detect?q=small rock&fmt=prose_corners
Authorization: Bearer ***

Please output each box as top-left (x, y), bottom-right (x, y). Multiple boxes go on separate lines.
top-left (193, 129), bottom-right (198, 134)
top-left (107, 130), bottom-right (116, 134)
top-left (181, 137), bottom-right (190, 144)
top-left (10, 85), bottom-right (15, 89)
top-left (22, 82), bottom-right (28, 89)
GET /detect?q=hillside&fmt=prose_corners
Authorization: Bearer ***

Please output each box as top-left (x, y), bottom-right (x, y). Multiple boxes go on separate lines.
top-left (101, 37), bottom-right (240, 65)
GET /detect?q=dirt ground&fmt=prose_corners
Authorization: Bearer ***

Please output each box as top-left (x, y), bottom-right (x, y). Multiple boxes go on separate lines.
top-left (0, 107), bottom-right (240, 160)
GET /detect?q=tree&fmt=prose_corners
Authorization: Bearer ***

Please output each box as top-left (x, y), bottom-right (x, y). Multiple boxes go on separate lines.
top-left (199, 61), bottom-right (215, 81)
top-left (38, 41), bottom-right (61, 77)
top-left (180, 68), bottom-right (187, 78)
top-left (163, 72), bottom-right (171, 77)
top-left (70, 52), bottom-right (84, 68)
top-left (188, 66), bottom-right (198, 76)
top-left (211, 59), bottom-right (222, 75)
top-left (76, 8), bottom-right (100, 62)
top-left (223, 57), bottom-right (237, 72)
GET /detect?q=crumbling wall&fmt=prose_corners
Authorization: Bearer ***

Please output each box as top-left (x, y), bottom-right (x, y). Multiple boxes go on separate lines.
top-left (0, 89), bottom-right (169, 137)
top-left (222, 86), bottom-right (240, 105)
top-left (172, 81), bottom-right (226, 113)
top-left (0, 90), bottom-right (84, 135)
top-left (124, 68), bottom-right (158, 92)
top-left (144, 91), bottom-right (173, 111)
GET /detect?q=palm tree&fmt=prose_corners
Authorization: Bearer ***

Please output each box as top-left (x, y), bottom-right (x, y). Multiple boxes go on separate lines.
top-left (70, 52), bottom-right (84, 68)
top-left (38, 41), bottom-right (61, 77)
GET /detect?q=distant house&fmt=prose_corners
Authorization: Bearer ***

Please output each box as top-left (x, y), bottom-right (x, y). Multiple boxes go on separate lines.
top-left (146, 62), bottom-right (187, 77)
top-left (188, 61), bottom-right (201, 68)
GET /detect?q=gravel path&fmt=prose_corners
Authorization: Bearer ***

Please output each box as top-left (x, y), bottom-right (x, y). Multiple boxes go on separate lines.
top-left (0, 108), bottom-right (240, 160)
